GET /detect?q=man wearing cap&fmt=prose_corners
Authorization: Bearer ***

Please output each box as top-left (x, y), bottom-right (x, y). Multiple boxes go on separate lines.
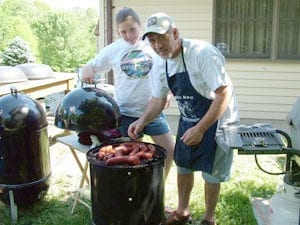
top-left (128, 12), bottom-right (239, 225)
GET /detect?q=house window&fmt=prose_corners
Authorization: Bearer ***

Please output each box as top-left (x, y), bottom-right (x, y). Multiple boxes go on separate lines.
top-left (214, 0), bottom-right (300, 60)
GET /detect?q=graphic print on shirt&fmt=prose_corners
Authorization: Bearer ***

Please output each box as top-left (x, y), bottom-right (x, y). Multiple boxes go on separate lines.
top-left (174, 95), bottom-right (198, 122)
top-left (120, 50), bottom-right (153, 79)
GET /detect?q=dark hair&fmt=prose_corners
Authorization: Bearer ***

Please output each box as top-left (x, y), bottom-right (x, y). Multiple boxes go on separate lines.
top-left (116, 7), bottom-right (140, 25)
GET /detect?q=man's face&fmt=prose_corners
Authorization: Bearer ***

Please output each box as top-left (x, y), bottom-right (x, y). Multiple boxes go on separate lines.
top-left (146, 30), bottom-right (178, 59)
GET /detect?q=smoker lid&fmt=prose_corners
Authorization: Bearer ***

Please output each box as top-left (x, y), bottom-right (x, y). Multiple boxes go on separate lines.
top-left (0, 66), bottom-right (28, 84)
top-left (16, 63), bottom-right (54, 80)
top-left (0, 88), bottom-right (48, 131)
top-left (54, 87), bottom-right (120, 133)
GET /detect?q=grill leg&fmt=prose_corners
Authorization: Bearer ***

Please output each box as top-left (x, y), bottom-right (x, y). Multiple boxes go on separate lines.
top-left (71, 160), bottom-right (90, 214)
top-left (9, 190), bottom-right (18, 224)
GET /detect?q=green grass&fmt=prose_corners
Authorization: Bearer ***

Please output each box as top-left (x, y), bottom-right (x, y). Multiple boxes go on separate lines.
top-left (164, 153), bottom-right (282, 225)
top-left (0, 137), bottom-right (284, 225)
top-left (0, 190), bottom-right (91, 225)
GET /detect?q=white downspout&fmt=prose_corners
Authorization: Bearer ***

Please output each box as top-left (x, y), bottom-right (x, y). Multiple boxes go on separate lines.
top-left (98, 0), bottom-right (106, 51)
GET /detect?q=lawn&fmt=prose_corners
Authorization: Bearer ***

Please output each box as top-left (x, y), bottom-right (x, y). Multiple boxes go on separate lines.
top-left (0, 136), bottom-right (284, 225)
top-left (164, 153), bottom-right (283, 225)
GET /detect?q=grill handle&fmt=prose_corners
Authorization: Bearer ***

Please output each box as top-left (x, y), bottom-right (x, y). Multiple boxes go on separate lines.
top-left (275, 129), bottom-right (292, 148)
top-left (275, 129), bottom-right (297, 175)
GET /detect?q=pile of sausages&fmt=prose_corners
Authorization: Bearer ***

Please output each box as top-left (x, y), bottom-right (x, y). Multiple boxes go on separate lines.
top-left (97, 141), bottom-right (157, 166)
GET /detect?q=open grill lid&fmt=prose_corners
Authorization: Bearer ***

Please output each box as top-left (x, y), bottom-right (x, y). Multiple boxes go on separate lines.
top-left (54, 87), bottom-right (120, 133)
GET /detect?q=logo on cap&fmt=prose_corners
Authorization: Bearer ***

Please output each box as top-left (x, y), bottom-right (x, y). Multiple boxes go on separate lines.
top-left (147, 16), bottom-right (158, 27)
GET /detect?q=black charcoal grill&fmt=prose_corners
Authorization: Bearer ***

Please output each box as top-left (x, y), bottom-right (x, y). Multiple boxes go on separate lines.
top-left (87, 141), bottom-right (167, 225)
top-left (54, 84), bottom-right (168, 225)
top-left (0, 88), bottom-right (51, 223)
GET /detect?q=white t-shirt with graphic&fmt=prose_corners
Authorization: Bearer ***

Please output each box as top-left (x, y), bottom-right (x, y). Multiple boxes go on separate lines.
top-left (152, 38), bottom-right (239, 128)
top-left (90, 38), bottom-right (163, 117)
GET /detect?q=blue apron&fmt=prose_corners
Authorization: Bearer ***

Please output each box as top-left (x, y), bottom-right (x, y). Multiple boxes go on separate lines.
top-left (166, 46), bottom-right (218, 173)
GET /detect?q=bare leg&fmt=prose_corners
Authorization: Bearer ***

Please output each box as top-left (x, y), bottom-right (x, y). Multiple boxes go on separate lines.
top-left (150, 131), bottom-right (175, 178)
top-left (176, 172), bottom-right (194, 217)
top-left (202, 182), bottom-right (220, 222)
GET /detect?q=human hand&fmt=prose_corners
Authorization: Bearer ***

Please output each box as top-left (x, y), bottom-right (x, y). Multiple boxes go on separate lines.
top-left (180, 126), bottom-right (204, 146)
top-left (81, 64), bottom-right (95, 84)
top-left (127, 119), bottom-right (145, 140)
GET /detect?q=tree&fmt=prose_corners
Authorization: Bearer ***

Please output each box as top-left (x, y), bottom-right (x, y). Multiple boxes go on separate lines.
top-left (0, 0), bottom-right (49, 21)
top-left (1, 36), bottom-right (35, 66)
top-left (0, 0), bottom-right (43, 58)
top-left (32, 10), bottom-right (97, 71)
top-left (0, 0), bottom-right (97, 71)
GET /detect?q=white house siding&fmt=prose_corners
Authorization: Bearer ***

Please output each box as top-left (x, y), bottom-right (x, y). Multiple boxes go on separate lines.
top-left (111, 0), bottom-right (212, 41)
top-left (111, 0), bottom-right (300, 121)
top-left (227, 61), bottom-right (300, 121)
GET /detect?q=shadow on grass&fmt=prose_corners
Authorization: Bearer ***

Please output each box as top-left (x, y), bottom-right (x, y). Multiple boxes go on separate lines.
top-left (0, 194), bottom-right (91, 225)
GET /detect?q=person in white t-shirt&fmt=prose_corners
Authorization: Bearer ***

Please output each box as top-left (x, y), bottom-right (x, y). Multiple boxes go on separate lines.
top-left (81, 8), bottom-right (175, 178)
top-left (128, 13), bottom-right (240, 225)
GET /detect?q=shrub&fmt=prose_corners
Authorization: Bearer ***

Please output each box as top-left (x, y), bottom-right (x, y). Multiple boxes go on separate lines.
top-left (1, 36), bottom-right (35, 66)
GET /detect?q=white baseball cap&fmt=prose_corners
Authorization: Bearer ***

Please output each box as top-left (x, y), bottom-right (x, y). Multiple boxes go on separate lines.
top-left (142, 12), bottom-right (175, 40)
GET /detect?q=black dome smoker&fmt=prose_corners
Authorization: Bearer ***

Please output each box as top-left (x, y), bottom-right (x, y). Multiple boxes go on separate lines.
top-left (0, 87), bottom-right (51, 221)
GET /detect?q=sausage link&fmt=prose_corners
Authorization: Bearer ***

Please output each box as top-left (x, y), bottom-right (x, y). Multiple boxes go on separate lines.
top-left (106, 155), bottom-right (141, 166)
top-left (137, 143), bottom-right (148, 152)
top-left (129, 145), bottom-right (140, 156)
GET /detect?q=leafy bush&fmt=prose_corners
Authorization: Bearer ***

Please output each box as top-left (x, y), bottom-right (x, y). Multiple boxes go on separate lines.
top-left (1, 36), bottom-right (35, 66)
top-left (0, 0), bottom-right (43, 53)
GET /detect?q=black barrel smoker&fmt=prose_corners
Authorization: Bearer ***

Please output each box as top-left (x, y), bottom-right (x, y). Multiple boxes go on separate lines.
top-left (87, 142), bottom-right (166, 225)
top-left (0, 88), bottom-right (51, 215)
top-left (55, 86), bottom-right (167, 225)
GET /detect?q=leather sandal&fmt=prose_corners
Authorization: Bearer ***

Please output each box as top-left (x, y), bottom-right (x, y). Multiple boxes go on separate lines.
top-left (164, 206), bottom-right (175, 215)
top-left (200, 219), bottom-right (216, 225)
top-left (161, 210), bottom-right (190, 225)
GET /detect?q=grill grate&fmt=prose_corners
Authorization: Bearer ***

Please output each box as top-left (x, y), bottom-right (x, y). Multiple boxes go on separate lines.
top-left (239, 131), bottom-right (282, 148)
top-left (87, 141), bottom-right (167, 169)
top-left (222, 123), bottom-right (285, 154)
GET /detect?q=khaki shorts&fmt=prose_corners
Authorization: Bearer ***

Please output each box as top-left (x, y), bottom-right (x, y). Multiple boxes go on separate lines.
top-left (177, 145), bottom-right (233, 183)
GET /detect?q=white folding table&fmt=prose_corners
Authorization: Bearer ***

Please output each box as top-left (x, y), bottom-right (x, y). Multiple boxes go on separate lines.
top-left (56, 134), bottom-right (92, 213)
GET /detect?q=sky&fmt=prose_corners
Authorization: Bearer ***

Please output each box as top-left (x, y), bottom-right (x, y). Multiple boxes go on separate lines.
top-left (41, 0), bottom-right (99, 10)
